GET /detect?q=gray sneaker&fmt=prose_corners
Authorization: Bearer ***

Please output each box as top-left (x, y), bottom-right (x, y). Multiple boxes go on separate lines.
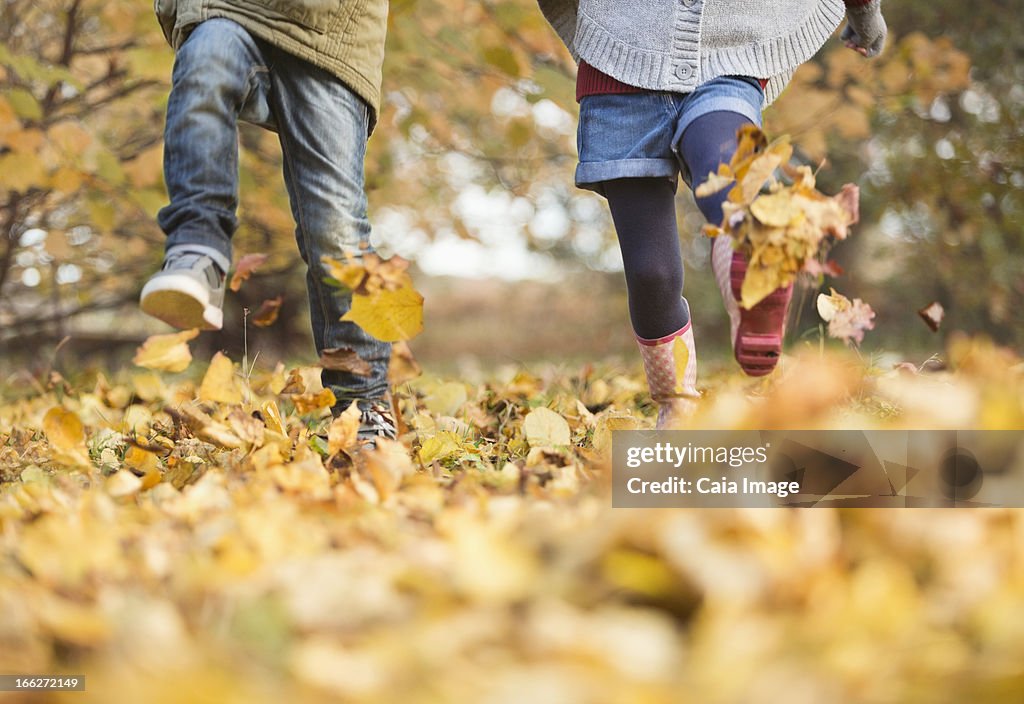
top-left (140, 246), bottom-right (227, 330)
top-left (356, 397), bottom-right (398, 448)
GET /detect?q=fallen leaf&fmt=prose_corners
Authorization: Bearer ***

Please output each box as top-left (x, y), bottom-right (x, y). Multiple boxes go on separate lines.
top-left (341, 274), bottom-right (424, 342)
top-left (424, 382), bottom-right (467, 417)
top-left (198, 352), bottom-right (243, 404)
top-left (281, 368), bottom-right (306, 395)
top-left (43, 406), bottom-right (85, 452)
top-left (360, 438), bottom-right (415, 500)
top-left (292, 388), bottom-right (337, 415)
top-left (417, 430), bottom-right (465, 465)
top-left (319, 347), bottom-right (372, 376)
top-left (918, 301), bottom-right (945, 332)
top-left (170, 403), bottom-right (244, 449)
top-left (328, 401), bottom-right (361, 455)
top-left (133, 329), bottom-right (199, 372)
top-left (229, 253), bottom-right (269, 292)
top-left (523, 407), bottom-right (571, 448)
top-left (252, 296), bottom-right (283, 327)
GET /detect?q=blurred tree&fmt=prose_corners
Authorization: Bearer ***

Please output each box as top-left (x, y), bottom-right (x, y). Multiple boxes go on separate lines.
top-left (765, 2), bottom-right (1021, 353)
top-left (0, 0), bottom-right (1018, 371)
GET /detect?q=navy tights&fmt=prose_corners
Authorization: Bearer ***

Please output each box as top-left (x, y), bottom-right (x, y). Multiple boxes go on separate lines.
top-left (604, 110), bottom-right (752, 339)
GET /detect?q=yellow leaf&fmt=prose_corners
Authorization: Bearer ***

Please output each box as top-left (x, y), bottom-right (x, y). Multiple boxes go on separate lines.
top-left (693, 168), bottom-right (734, 199)
top-left (740, 262), bottom-right (785, 310)
top-left (750, 192), bottom-right (802, 227)
top-left (176, 403), bottom-right (244, 449)
top-left (417, 430), bottom-right (464, 465)
top-left (423, 381), bottom-right (467, 416)
top-left (261, 400), bottom-right (287, 435)
top-left (133, 329), bottom-right (199, 372)
top-left (198, 351), bottom-right (243, 404)
top-left (341, 274), bottom-right (424, 342)
top-left (43, 406), bottom-right (85, 451)
top-left (291, 388), bottom-right (337, 414)
top-left (272, 446), bottom-right (331, 499)
top-left (523, 407), bottom-right (571, 447)
top-left (328, 401), bottom-right (361, 454)
top-left (124, 446), bottom-right (160, 473)
top-left (322, 255), bottom-right (367, 291)
top-left (131, 372), bottom-right (168, 401)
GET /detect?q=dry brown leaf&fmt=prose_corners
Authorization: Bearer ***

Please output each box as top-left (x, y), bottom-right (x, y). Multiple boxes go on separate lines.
top-left (918, 301), bottom-right (945, 332)
top-left (252, 296), bottom-right (283, 327)
top-left (229, 253), bottom-right (269, 292)
top-left (319, 347), bottom-right (372, 376)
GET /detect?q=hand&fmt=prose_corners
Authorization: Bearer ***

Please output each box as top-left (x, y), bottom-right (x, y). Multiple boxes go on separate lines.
top-left (841, 1), bottom-right (887, 58)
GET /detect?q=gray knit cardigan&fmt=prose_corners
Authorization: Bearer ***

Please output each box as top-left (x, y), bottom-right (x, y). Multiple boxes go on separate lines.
top-left (538, 0), bottom-right (848, 104)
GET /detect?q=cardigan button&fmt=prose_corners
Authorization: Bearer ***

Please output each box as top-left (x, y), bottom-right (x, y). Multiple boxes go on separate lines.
top-left (674, 63), bottom-right (694, 80)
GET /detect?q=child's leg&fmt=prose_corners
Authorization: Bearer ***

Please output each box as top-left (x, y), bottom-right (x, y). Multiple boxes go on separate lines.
top-left (157, 18), bottom-right (270, 272)
top-left (680, 110), bottom-right (794, 376)
top-left (262, 45), bottom-right (392, 416)
top-left (679, 111), bottom-right (750, 225)
top-left (603, 177), bottom-right (687, 339)
top-left (143, 19), bottom-right (269, 330)
top-left (603, 177), bottom-right (698, 428)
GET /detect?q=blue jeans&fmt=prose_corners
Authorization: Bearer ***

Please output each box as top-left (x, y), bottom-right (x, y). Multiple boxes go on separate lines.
top-left (157, 18), bottom-right (390, 406)
top-left (576, 75), bottom-right (764, 194)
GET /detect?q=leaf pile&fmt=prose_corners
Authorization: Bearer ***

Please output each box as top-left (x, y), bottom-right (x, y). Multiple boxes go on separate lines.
top-left (2, 335), bottom-right (1024, 702)
top-left (697, 125), bottom-right (860, 309)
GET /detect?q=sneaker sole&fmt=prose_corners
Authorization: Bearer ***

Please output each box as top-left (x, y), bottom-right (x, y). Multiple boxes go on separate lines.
top-left (140, 275), bottom-right (223, 330)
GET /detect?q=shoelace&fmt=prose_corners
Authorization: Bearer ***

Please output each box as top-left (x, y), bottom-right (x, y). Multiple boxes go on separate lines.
top-left (358, 405), bottom-right (397, 440)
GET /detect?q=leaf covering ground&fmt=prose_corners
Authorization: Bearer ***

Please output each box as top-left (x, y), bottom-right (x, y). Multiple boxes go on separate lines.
top-left (1, 334), bottom-right (1024, 703)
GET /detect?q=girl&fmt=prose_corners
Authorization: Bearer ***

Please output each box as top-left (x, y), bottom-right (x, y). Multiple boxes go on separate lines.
top-left (537, 0), bottom-right (886, 427)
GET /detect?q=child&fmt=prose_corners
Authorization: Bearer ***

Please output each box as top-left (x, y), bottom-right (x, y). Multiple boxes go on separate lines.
top-left (538, 0), bottom-right (887, 427)
top-left (140, 1), bottom-right (396, 441)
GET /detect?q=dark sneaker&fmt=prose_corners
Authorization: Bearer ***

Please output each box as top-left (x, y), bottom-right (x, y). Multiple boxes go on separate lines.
top-left (356, 397), bottom-right (398, 448)
top-left (140, 247), bottom-right (226, 330)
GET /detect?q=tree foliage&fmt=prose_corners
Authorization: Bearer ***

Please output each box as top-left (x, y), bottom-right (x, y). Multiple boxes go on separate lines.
top-left (0, 0), bottom-right (1019, 363)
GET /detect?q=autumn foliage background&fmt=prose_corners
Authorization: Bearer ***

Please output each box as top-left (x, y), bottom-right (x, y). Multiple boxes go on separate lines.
top-left (1, 1), bottom-right (1024, 702)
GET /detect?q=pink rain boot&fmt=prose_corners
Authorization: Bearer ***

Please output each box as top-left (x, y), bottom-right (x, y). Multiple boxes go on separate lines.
top-left (711, 235), bottom-right (792, 376)
top-left (636, 305), bottom-right (700, 429)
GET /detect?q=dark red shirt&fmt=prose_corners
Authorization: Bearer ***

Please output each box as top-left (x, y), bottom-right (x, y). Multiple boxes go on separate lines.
top-left (576, 61), bottom-right (768, 102)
